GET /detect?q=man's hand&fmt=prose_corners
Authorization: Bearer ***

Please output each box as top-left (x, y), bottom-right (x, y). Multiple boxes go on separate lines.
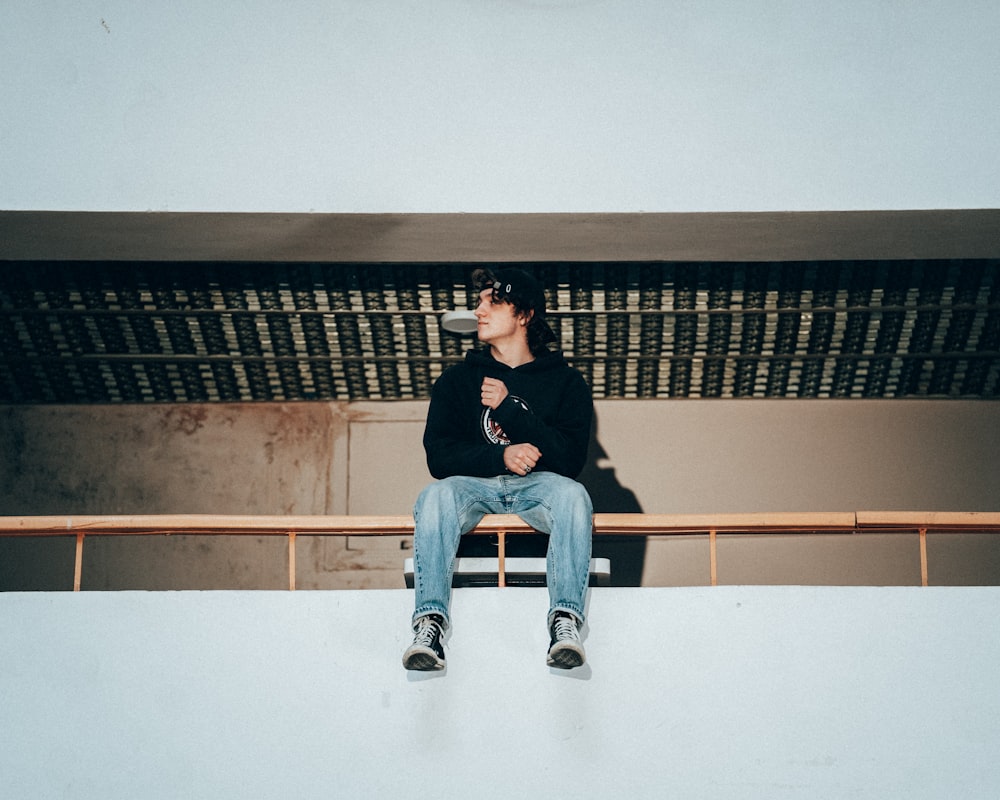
top-left (482, 377), bottom-right (539, 475)
top-left (480, 377), bottom-right (509, 410)
top-left (504, 443), bottom-right (541, 476)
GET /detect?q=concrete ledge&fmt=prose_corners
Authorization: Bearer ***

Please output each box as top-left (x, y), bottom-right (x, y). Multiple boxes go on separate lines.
top-left (3, 586), bottom-right (998, 798)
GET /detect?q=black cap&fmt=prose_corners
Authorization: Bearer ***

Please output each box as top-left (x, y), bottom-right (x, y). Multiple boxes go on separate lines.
top-left (471, 268), bottom-right (558, 351)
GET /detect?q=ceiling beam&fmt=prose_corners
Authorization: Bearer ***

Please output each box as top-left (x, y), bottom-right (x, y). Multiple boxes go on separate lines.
top-left (2, 210), bottom-right (999, 263)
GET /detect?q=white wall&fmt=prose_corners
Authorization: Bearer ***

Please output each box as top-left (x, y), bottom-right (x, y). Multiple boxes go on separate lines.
top-left (3, 1), bottom-right (999, 213)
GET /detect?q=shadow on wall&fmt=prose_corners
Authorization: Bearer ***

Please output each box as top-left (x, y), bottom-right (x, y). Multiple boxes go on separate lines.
top-left (456, 412), bottom-right (645, 586)
top-left (577, 413), bottom-right (645, 586)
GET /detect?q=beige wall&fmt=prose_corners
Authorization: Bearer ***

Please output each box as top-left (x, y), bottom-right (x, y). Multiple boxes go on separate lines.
top-left (2, 400), bottom-right (999, 590)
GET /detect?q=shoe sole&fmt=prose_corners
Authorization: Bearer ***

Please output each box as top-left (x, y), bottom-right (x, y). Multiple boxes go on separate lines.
top-left (546, 642), bottom-right (585, 669)
top-left (403, 646), bottom-right (445, 671)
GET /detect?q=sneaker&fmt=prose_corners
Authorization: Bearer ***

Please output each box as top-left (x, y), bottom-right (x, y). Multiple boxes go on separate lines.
top-left (402, 614), bottom-right (446, 671)
top-left (546, 612), bottom-right (585, 669)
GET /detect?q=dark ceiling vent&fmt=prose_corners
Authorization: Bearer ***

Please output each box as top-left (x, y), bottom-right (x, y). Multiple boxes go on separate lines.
top-left (1, 261), bottom-right (997, 403)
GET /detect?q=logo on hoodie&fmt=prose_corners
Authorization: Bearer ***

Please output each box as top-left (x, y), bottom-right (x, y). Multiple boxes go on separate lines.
top-left (480, 396), bottom-right (531, 445)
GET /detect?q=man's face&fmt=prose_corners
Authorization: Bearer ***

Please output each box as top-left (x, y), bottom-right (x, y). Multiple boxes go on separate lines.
top-left (475, 288), bottom-right (524, 346)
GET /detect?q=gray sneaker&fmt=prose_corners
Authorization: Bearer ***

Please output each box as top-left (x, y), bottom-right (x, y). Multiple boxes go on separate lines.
top-left (546, 612), bottom-right (585, 669)
top-left (402, 614), bottom-right (446, 671)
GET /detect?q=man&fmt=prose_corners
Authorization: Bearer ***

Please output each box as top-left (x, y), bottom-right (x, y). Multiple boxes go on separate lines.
top-left (402, 267), bottom-right (595, 671)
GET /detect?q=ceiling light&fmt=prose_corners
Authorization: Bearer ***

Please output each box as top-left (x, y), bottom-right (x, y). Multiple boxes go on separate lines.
top-left (441, 310), bottom-right (478, 334)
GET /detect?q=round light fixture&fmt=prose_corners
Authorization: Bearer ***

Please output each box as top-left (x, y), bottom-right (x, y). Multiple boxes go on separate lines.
top-left (441, 310), bottom-right (478, 334)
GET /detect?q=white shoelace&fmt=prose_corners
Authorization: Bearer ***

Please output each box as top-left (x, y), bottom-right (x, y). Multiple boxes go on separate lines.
top-left (552, 614), bottom-right (579, 641)
top-left (414, 618), bottom-right (442, 646)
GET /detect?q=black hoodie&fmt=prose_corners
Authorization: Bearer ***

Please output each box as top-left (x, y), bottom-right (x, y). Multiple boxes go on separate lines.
top-left (423, 347), bottom-right (593, 480)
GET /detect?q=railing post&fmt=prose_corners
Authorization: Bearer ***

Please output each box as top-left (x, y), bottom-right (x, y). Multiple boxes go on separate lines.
top-left (74, 532), bottom-right (84, 592)
top-left (497, 529), bottom-right (506, 588)
top-left (709, 529), bottom-right (718, 586)
top-left (919, 528), bottom-right (928, 587)
top-left (288, 531), bottom-right (297, 591)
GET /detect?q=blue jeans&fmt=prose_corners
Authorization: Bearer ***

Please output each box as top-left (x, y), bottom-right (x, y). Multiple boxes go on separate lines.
top-left (411, 473), bottom-right (593, 630)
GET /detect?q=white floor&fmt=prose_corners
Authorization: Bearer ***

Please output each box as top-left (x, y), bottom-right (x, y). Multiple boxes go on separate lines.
top-left (3, 585), bottom-right (999, 799)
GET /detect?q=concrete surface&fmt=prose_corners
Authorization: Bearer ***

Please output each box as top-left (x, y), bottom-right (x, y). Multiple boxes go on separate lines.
top-left (3, 585), bottom-right (999, 799)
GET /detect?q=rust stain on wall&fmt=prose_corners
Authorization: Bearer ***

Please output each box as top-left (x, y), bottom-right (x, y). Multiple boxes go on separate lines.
top-left (161, 406), bottom-right (208, 435)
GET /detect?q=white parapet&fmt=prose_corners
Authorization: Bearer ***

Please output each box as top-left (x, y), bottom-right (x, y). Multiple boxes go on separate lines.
top-left (3, 585), bottom-right (999, 799)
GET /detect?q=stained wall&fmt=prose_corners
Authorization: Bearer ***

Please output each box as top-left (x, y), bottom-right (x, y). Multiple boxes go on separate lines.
top-left (3, 399), bottom-right (999, 590)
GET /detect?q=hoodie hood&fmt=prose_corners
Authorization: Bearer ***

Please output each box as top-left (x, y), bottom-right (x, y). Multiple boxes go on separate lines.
top-left (463, 346), bottom-right (566, 374)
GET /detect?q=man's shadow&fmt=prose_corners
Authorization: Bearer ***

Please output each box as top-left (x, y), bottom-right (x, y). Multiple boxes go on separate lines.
top-left (456, 413), bottom-right (646, 586)
top-left (577, 414), bottom-right (645, 586)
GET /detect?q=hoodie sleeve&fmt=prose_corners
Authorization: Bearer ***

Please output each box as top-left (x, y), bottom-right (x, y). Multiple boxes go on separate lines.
top-left (490, 369), bottom-right (593, 479)
top-left (423, 367), bottom-right (508, 479)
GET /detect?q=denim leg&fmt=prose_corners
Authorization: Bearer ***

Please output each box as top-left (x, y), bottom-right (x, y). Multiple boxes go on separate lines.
top-left (412, 476), bottom-right (493, 629)
top-left (411, 473), bottom-right (593, 629)
top-left (508, 473), bottom-right (593, 625)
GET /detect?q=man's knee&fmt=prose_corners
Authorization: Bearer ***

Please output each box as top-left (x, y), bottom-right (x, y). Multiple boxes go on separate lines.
top-left (552, 476), bottom-right (593, 514)
top-left (416, 477), bottom-right (458, 510)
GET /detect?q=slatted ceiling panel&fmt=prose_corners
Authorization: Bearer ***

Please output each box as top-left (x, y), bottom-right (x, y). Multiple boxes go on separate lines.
top-left (799, 263), bottom-right (837, 397)
top-left (703, 265), bottom-right (733, 397)
top-left (831, 263), bottom-right (875, 398)
top-left (964, 273), bottom-right (1000, 396)
top-left (895, 261), bottom-right (941, 396)
top-left (323, 266), bottom-right (362, 400)
top-left (669, 264), bottom-right (697, 397)
top-left (194, 276), bottom-right (235, 402)
top-left (570, 265), bottom-right (595, 391)
top-left (292, 269), bottom-right (335, 401)
top-left (733, 263), bottom-right (768, 397)
top-left (1, 261), bottom-right (998, 403)
top-left (931, 261), bottom-right (985, 395)
top-left (394, 267), bottom-right (428, 399)
top-left (865, 263), bottom-right (908, 397)
top-left (636, 265), bottom-right (662, 398)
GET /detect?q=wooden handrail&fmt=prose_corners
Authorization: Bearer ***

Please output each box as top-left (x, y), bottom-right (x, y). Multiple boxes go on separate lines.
top-left (2, 512), bottom-right (999, 591)
top-left (854, 511), bottom-right (1000, 530)
top-left (10, 510), bottom-right (989, 537)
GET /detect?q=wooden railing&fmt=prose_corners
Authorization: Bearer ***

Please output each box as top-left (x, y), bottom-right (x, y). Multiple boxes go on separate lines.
top-left (2, 511), bottom-right (999, 591)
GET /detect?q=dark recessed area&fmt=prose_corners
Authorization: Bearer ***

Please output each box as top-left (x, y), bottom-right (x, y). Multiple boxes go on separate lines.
top-left (1, 260), bottom-right (997, 402)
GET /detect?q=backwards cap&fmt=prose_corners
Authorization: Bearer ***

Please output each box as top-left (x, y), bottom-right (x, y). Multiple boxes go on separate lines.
top-left (471, 267), bottom-right (557, 352)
